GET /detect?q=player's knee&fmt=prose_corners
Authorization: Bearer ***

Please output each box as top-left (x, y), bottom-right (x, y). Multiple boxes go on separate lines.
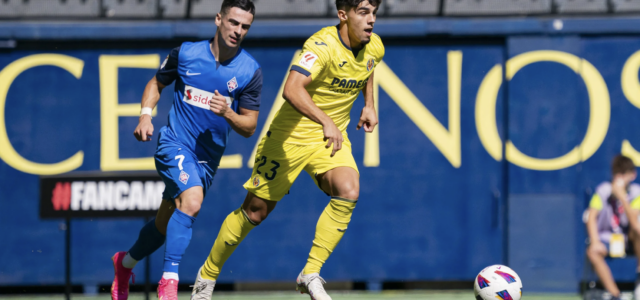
top-left (245, 209), bottom-right (269, 225)
top-left (242, 193), bottom-right (276, 225)
top-left (245, 201), bottom-right (272, 224)
top-left (176, 187), bottom-right (204, 216)
top-left (341, 189), bottom-right (359, 201)
top-left (587, 246), bottom-right (605, 260)
top-left (179, 197), bottom-right (202, 216)
top-left (335, 182), bottom-right (359, 200)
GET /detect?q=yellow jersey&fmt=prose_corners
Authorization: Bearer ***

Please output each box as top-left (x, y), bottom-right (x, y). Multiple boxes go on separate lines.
top-left (268, 25), bottom-right (385, 144)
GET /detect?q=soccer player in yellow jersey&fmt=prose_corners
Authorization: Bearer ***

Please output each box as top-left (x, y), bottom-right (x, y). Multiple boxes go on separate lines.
top-left (191, 1), bottom-right (383, 299)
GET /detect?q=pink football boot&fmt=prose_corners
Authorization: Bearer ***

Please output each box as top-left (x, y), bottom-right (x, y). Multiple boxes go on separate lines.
top-left (157, 277), bottom-right (179, 300)
top-left (111, 251), bottom-right (135, 300)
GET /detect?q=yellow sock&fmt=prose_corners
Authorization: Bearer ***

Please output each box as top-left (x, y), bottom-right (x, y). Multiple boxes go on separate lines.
top-left (303, 197), bottom-right (357, 275)
top-left (201, 207), bottom-right (256, 280)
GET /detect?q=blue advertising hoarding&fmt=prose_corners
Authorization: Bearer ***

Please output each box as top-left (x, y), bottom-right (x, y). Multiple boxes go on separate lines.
top-left (1, 36), bottom-right (640, 292)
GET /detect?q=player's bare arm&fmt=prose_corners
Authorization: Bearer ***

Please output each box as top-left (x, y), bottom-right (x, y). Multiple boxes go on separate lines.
top-left (283, 70), bottom-right (343, 157)
top-left (586, 207), bottom-right (606, 254)
top-left (209, 90), bottom-right (259, 138)
top-left (134, 76), bottom-right (166, 142)
top-left (357, 70), bottom-right (378, 132)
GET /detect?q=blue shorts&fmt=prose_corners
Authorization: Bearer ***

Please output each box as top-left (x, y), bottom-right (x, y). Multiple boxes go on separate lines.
top-left (601, 239), bottom-right (635, 255)
top-left (155, 127), bottom-right (217, 201)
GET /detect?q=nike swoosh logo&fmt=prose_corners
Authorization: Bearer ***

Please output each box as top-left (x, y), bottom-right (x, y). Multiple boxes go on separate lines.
top-left (315, 42), bottom-right (327, 46)
top-left (225, 241), bottom-right (237, 246)
top-left (186, 70), bottom-right (201, 76)
top-left (192, 283), bottom-right (206, 295)
top-left (339, 61), bottom-right (347, 67)
top-left (337, 228), bottom-right (347, 232)
top-left (171, 262), bottom-right (179, 266)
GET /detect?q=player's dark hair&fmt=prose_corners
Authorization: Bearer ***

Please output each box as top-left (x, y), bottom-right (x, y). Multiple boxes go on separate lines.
top-left (220, 0), bottom-right (255, 16)
top-left (612, 154), bottom-right (636, 175)
top-left (336, 0), bottom-right (381, 11)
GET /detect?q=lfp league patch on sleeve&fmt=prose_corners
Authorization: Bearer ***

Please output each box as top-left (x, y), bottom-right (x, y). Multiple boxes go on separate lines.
top-left (299, 52), bottom-right (318, 69)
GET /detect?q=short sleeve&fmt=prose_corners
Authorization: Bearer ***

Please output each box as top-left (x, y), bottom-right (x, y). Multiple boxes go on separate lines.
top-left (375, 38), bottom-right (385, 65)
top-left (290, 37), bottom-right (330, 78)
top-left (631, 195), bottom-right (640, 210)
top-left (238, 68), bottom-right (262, 111)
top-left (156, 46), bottom-right (180, 86)
top-left (590, 194), bottom-right (603, 211)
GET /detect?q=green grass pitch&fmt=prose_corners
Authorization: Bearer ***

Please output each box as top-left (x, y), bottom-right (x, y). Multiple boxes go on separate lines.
top-left (0, 291), bottom-right (581, 300)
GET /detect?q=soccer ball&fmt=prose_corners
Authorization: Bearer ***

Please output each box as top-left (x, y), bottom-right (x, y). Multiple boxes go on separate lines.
top-left (474, 265), bottom-right (523, 300)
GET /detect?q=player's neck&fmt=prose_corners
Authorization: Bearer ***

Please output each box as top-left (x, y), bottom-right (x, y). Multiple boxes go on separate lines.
top-left (211, 32), bottom-right (239, 63)
top-left (338, 23), bottom-right (363, 52)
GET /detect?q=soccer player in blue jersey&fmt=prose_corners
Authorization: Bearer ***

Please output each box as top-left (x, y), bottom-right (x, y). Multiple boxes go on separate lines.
top-left (109, 1), bottom-right (261, 300)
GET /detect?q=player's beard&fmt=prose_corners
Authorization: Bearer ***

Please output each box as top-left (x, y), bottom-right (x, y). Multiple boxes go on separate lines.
top-left (217, 30), bottom-right (240, 50)
top-left (358, 32), bottom-right (371, 46)
top-left (347, 27), bottom-right (371, 47)
top-left (227, 34), bottom-right (242, 48)
top-left (350, 22), bottom-right (373, 46)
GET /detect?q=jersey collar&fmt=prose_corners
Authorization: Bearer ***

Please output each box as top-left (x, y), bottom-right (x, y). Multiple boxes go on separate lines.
top-left (208, 38), bottom-right (243, 66)
top-left (336, 25), bottom-right (351, 50)
top-left (335, 25), bottom-right (362, 58)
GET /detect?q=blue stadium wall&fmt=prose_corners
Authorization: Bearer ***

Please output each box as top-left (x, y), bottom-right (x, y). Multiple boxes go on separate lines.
top-left (3, 17), bottom-right (640, 293)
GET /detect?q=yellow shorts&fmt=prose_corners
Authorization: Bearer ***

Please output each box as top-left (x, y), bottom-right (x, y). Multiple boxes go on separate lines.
top-left (243, 136), bottom-right (359, 201)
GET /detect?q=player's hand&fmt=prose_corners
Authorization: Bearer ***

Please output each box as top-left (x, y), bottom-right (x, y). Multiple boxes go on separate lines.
top-left (323, 120), bottom-right (343, 157)
top-left (357, 106), bottom-right (378, 132)
top-left (134, 115), bottom-right (154, 142)
top-left (210, 90), bottom-right (231, 117)
top-left (613, 177), bottom-right (628, 202)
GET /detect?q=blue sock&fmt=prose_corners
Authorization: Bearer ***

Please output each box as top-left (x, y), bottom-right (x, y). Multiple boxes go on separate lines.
top-left (163, 208), bottom-right (196, 273)
top-left (128, 218), bottom-right (166, 261)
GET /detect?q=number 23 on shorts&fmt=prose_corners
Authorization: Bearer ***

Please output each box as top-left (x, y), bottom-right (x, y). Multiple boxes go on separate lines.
top-left (255, 156), bottom-right (280, 180)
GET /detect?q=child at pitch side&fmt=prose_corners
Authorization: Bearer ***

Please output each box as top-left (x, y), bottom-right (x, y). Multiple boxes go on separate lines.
top-left (586, 154), bottom-right (640, 300)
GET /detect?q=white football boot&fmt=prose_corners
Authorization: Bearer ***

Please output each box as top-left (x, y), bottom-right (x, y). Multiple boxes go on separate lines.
top-left (296, 271), bottom-right (332, 300)
top-left (190, 267), bottom-right (216, 300)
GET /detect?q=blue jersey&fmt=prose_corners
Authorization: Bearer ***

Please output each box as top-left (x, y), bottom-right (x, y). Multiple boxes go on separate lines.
top-left (155, 40), bottom-right (262, 168)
